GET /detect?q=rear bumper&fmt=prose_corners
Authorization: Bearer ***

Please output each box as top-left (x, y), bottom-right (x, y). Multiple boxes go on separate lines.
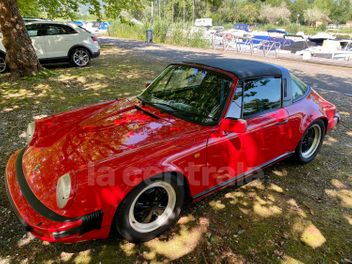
top-left (327, 112), bottom-right (340, 132)
top-left (91, 49), bottom-right (100, 58)
top-left (5, 149), bottom-right (109, 242)
top-left (333, 113), bottom-right (340, 127)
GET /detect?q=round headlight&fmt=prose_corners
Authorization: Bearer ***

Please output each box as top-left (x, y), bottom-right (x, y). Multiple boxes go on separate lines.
top-left (56, 173), bottom-right (72, 209)
top-left (26, 122), bottom-right (35, 144)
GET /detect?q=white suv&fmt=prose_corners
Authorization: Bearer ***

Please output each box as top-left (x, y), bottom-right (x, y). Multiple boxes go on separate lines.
top-left (0, 21), bottom-right (101, 73)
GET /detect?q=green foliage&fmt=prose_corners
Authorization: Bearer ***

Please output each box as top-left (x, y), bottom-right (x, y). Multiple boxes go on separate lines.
top-left (287, 0), bottom-right (309, 24)
top-left (314, 0), bottom-right (334, 14)
top-left (152, 19), bottom-right (168, 43)
top-left (317, 23), bottom-right (327, 31)
top-left (108, 21), bottom-right (146, 41)
top-left (304, 7), bottom-right (330, 26)
top-left (186, 30), bottom-right (209, 48)
top-left (284, 23), bottom-right (300, 34)
top-left (16, 0), bottom-right (144, 20)
top-left (330, 0), bottom-right (352, 23)
top-left (108, 19), bottom-right (209, 48)
top-left (16, 0), bottom-right (352, 27)
top-left (37, 0), bottom-right (82, 19)
top-left (18, 0), bottom-right (41, 17)
top-left (259, 3), bottom-right (291, 24)
top-left (208, 0), bottom-right (260, 24)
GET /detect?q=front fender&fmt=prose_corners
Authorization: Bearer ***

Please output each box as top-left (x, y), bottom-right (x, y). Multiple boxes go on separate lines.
top-left (68, 154), bottom-right (185, 232)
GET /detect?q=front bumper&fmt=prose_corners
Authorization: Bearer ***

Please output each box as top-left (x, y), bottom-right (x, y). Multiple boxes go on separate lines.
top-left (5, 149), bottom-right (107, 242)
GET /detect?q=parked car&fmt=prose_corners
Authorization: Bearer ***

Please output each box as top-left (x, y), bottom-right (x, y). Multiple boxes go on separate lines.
top-left (23, 17), bottom-right (49, 23)
top-left (84, 21), bottom-right (111, 34)
top-left (0, 21), bottom-right (100, 73)
top-left (5, 58), bottom-right (339, 243)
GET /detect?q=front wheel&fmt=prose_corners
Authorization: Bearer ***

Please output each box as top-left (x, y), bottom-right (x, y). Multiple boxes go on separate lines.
top-left (115, 175), bottom-right (185, 242)
top-left (295, 119), bottom-right (325, 164)
top-left (70, 47), bottom-right (91, 67)
top-left (0, 55), bottom-right (7, 73)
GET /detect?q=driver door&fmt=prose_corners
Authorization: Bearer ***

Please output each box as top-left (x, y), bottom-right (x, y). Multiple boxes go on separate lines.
top-left (205, 77), bottom-right (290, 190)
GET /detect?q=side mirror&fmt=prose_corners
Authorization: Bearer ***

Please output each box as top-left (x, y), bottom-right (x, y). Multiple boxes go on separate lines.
top-left (219, 118), bottom-right (247, 135)
top-left (144, 81), bottom-right (152, 88)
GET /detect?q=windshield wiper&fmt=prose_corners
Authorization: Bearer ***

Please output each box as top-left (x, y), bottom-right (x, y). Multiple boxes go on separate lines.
top-left (175, 110), bottom-right (214, 120)
top-left (137, 96), bottom-right (176, 113)
top-left (151, 102), bottom-right (177, 113)
top-left (134, 105), bottom-right (160, 119)
top-left (137, 96), bottom-right (214, 121)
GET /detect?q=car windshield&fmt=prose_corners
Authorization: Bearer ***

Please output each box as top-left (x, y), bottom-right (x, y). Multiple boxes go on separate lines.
top-left (138, 65), bottom-right (233, 125)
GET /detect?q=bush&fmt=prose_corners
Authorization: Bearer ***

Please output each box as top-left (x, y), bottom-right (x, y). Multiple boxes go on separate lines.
top-left (303, 7), bottom-right (330, 27)
top-left (108, 19), bottom-right (210, 49)
top-left (186, 30), bottom-right (210, 48)
top-left (285, 23), bottom-right (300, 34)
top-left (153, 19), bottom-right (168, 43)
top-left (259, 3), bottom-right (291, 24)
top-left (108, 21), bottom-right (145, 41)
top-left (167, 23), bottom-right (187, 45)
top-left (317, 24), bottom-right (327, 31)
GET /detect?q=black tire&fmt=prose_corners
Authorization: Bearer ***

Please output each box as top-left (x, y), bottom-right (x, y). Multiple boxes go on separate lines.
top-left (0, 55), bottom-right (7, 73)
top-left (295, 119), bottom-right (325, 164)
top-left (70, 47), bottom-right (91, 67)
top-left (115, 174), bottom-right (185, 242)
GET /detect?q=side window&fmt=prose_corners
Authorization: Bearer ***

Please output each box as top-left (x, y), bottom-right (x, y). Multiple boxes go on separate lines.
top-left (291, 74), bottom-right (308, 101)
top-left (46, 25), bottom-right (77, 35)
top-left (243, 77), bottom-right (281, 118)
top-left (226, 81), bottom-right (243, 119)
top-left (46, 25), bottom-right (66, 35)
top-left (26, 24), bottom-right (45, 37)
top-left (62, 25), bottom-right (77, 34)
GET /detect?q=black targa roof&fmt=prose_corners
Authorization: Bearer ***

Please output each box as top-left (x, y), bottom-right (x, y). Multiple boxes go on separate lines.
top-left (183, 58), bottom-right (283, 79)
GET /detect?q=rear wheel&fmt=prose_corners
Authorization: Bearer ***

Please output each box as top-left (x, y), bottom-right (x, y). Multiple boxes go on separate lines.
top-left (0, 55), bottom-right (7, 73)
top-left (295, 119), bottom-right (325, 164)
top-left (70, 47), bottom-right (91, 67)
top-left (115, 175), bottom-right (184, 242)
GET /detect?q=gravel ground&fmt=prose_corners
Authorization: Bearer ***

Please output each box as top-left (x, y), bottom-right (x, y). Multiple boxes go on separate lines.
top-left (0, 40), bottom-right (351, 264)
top-left (100, 37), bottom-right (352, 95)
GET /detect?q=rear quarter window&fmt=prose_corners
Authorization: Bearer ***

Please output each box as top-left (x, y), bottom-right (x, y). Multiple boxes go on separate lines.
top-left (291, 74), bottom-right (308, 101)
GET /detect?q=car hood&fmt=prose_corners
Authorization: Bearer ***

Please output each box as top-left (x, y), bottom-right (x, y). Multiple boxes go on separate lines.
top-left (21, 98), bottom-right (200, 211)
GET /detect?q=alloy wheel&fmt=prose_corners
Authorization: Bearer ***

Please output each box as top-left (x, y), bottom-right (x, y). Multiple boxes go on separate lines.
top-left (73, 49), bottom-right (90, 67)
top-left (301, 124), bottom-right (322, 159)
top-left (0, 57), bottom-right (6, 73)
top-left (128, 181), bottom-right (176, 233)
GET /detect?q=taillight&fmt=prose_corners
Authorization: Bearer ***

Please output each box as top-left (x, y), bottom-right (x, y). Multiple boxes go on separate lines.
top-left (327, 105), bottom-right (336, 120)
top-left (91, 35), bottom-right (98, 42)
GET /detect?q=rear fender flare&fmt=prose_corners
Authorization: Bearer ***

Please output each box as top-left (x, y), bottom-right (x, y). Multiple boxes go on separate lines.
top-left (68, 45), bottom-right (92, 58)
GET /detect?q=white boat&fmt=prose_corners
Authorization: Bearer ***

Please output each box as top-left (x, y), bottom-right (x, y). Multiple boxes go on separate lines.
top-left (297, 39), bottom-right (352, 61)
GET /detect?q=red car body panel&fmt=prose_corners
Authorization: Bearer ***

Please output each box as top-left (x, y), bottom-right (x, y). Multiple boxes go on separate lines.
top-left (5, 62), bottom-right (338, 243)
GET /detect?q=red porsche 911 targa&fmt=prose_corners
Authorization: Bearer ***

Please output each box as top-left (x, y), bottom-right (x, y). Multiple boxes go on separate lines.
top-left (5, 58), bottom-right (340, 243)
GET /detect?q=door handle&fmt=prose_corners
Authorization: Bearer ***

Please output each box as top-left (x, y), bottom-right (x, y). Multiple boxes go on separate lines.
top-left (276, 118), bottom-right (288, 125)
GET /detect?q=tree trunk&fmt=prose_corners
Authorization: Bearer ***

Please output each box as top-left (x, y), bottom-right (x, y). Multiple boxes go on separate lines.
top-left (0, 0), bottom-right (41, 77)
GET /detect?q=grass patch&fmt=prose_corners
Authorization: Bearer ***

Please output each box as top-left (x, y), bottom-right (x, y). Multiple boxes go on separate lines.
top-left (0, 44), bottom-right (351, 264)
